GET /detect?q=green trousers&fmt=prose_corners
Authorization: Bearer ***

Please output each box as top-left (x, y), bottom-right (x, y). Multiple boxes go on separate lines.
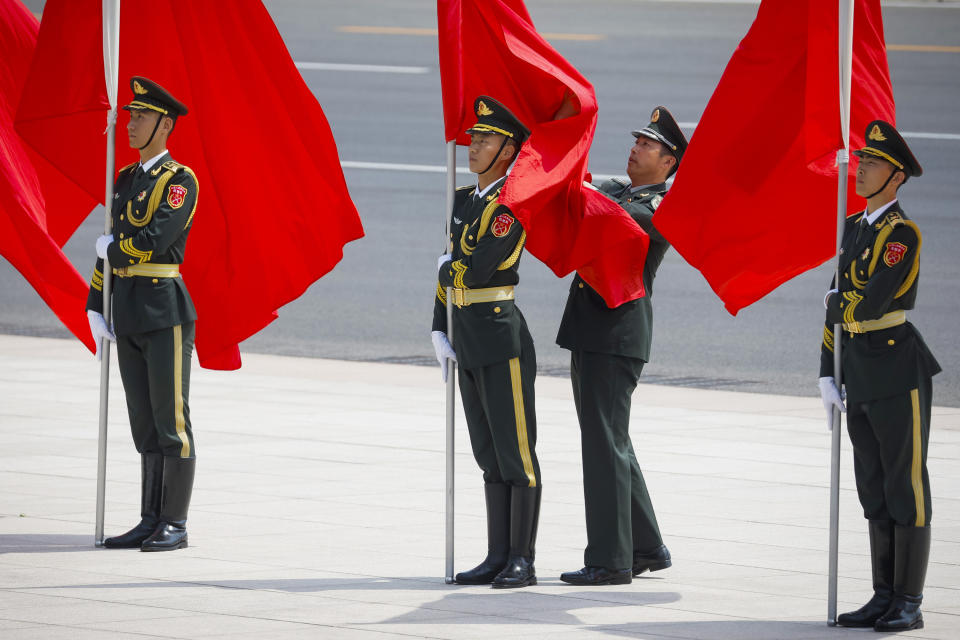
top-left (571, 350), bottom-right (662, 569)
top-left (116, 322), bottom-right (195, 458)
top-left (458, 332), bottom-right (540, 488)
top-left (847, 377), bottom-right (933, 527)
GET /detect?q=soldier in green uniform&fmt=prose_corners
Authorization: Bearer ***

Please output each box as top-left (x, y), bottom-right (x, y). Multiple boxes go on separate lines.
top-left (431, 96), bottom-right (540, 588)
top-left (86, 77), bottom-right (199, 552)
top-left (556, 107), bottom-right (686, 586)
top-left (820, 121), bottom-right (940, 631)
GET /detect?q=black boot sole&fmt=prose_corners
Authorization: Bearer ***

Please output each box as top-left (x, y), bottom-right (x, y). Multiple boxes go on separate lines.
top-left (633, 559), bottom-right (671, 576)
top-left (141, 539), bottom-right (188, 552)
top-left (454, 575), bottom-right (497, 585)
top-left (560, 575), bottom-right (632, 586)
top-left (491, 577), bottom-right (537, 589)
top-left (875, 619), bottom-right (924, 632)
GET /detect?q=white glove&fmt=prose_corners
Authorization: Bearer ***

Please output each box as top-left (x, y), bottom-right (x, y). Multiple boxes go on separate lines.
top-left (87, 310), bottom-right (116, 361)
top-left (95, 234), bottom-right (114, 259)
top-left (823, 288), bottom-right (838, 309)
top-left (438, 253), bottom-right (452, 271)
top-left (818, 376), bottom-right (846, 430)
top-left (431, 330), bottom-right (457, 382)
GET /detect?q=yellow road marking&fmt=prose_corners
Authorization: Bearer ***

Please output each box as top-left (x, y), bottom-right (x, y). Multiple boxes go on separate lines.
top-left (888, 44), bottom-right (960, 53)
top-left (338, 26), bottom-right (605, 41)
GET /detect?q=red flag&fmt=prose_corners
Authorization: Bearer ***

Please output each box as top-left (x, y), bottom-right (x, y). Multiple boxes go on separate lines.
top-left (438, 0), bottom-right (649, 307)
top-left (16, 0), bottom-right (363, 369)
top-left (1, 0), bottom-right (97, 352)
top-left (653, 0), bottom-right (894, 315)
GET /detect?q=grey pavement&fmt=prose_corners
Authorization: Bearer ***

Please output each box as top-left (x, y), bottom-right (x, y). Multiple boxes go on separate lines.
top-left (1, 334), bottom-right (958, 639)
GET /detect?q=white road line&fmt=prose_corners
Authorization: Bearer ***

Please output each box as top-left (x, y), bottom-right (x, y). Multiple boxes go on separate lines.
top-left (340, 161), bottom-right (618, 182)
top-left (901, 131), bottom-right (960, 141)
top-left (295, 62), bottom-right (430, 74)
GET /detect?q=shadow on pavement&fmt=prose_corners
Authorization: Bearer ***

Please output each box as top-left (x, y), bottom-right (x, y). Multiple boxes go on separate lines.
top-left (0, 534), bottom-right (95, 554)
top-left (594, 619), bottom-right (834, 639)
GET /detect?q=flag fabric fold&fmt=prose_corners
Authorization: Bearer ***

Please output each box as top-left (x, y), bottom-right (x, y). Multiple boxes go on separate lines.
top-left (653, 0), bottom-right (894, 315)
top-left (1, 0), bottom-right (97, 352)
top-left (16, 0), bottom-right (363, 369)
top-left (438, 0), bottom-right (649, 307)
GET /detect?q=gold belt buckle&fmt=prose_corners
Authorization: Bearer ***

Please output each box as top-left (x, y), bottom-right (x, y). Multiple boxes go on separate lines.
top-left (451, 288), bottom-right (466, 308)
top-left (113, 267), bottom-right (130, 278)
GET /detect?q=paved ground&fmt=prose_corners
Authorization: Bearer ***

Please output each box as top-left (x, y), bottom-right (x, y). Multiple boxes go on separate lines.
top-left (1, 334), bottom-right (958, 639)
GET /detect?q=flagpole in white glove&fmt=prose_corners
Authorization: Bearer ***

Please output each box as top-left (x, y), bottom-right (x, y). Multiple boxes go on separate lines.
top-left (87, 310), bottom-right (116, 361)
top-left (438, 253), bottom-right (452, 271)
top-left (95, 234), bottom-right (114, 259)
top-left (432, 330), bottom-right (457, 382)
top-left (818, 376), bottom-right (846, 430)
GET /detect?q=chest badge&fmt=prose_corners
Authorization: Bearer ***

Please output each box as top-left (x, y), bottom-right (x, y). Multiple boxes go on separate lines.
top-left (136, 190), bottom-right (147, 202)
top-left (860, 247), bottom-right (870, 261)
top-left (491, 213), bottom-right (514, 237)
top-left (166, 184), bottom-right (188, 209)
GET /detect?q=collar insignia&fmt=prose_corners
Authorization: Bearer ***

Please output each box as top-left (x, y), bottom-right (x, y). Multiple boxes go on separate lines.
top-left (868, 124), bottom-right (886, 141)
top-left (151, 166), bottom-right (163, 176)
top-left (477, 101), bottom-right (494, 116)
top-left (133, 80), bottom-right (148, 95)
top-left (453, 216), bottom-right (462, 224)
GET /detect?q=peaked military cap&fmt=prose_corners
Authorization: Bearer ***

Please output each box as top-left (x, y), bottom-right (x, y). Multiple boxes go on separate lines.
top-left (632, 106), bottom-right (687, 162)
top-left (122, 76), bottom-right (189, 118)
top-left (466, 96), bottom-right (530, 144)
top-left (853, 120), bottom-right (922, 178)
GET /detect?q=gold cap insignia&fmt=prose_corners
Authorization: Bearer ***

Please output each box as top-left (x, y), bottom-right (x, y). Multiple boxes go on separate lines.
top-left (477, 101), bottom-right (494, 116)
top-left (133, 80), bottom-right (148, 95)
top-left (651, 108), bottom-right (660, 123)
top-left (868, 124), bottom-right (886, 141)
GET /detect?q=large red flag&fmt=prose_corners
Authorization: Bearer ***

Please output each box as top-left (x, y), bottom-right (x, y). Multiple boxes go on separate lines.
top-left (438, 0), bottom-right (649, 307)
top-left (0, 0), bottom-right (97, 352)
top-left (653, 0), bottom-right (894, 315)
top-left (16, 0), bottom-right (363, 369)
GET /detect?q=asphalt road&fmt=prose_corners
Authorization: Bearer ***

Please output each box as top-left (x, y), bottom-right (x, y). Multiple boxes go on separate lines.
top-left (4, 0), bottom-right (959, 405)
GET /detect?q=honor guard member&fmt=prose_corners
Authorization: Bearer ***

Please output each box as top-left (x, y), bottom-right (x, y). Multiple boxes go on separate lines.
top-left (86, 77), bottom-right (199, 552)
top-left (431, 96), bottom-right (541, 588)
top-left (820, 120), bottom-right (940, 631)
top-left (556, 106), bottom-right (686, 586)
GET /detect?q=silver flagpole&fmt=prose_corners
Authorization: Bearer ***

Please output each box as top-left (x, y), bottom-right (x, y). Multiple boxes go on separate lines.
top-left (828, 0), bottom-right (855, 623)
top-left (444, 140), bottom-right (456, 583)
top-left (95, 0), bottom-right (121, 547)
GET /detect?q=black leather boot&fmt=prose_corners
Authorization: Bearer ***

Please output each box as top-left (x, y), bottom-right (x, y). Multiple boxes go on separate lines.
top-left (141, 456), bottom-right (195, 552)
top-left (837, 520), bottom-right (894, 627)
top-left (104, 454), bottom-right (163, 549)
top-left (874, 525), bottom-right (930, 632)
top-left (455, 483), bottom-right (511, 584)
top-left (492, 485), bottom-right (541, 589)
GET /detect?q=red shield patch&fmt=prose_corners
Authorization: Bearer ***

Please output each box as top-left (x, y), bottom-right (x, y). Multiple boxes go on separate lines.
top-left (167, 185), bottom-right (188, 209)
top-left (491, 213), bottom-right (514, 238)
top-left (883, 241), bottom-right (908, 267)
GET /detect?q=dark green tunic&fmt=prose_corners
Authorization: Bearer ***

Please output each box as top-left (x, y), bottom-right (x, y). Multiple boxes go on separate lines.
top-left (820, 203), bottom-right (940, 527)
top-left (433, 180), bottom-right (540, 488)
top-left (555, 178), bottom-right (668, 569)
top-left (87, 153), bottom-right (199, 458)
